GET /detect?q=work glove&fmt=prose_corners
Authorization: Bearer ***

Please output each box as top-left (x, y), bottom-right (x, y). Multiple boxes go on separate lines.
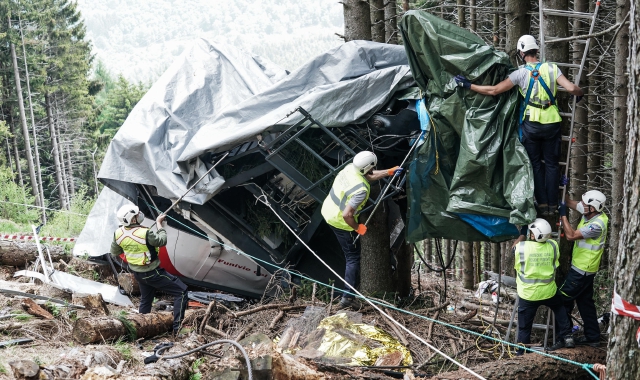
top-left (560, 174), bottom-right (569, 186)
top-left (454, 75), bottom-right (471, 89)
top-left (387, 166), bottom-right (404, 176)
top-left (355, 224), bottom-right (367, 236)
top-left (558, 202), bottom-right (567, 217)
top-left (575, 95), bottom-right (583, 103)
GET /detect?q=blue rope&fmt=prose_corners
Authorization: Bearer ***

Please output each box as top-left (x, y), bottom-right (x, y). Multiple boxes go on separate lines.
top-left (144, 201), bottom-right (600, 379)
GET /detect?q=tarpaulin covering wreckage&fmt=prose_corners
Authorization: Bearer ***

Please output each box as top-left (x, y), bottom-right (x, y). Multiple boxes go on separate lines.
top-left (400, 11), bottom-right (536, 243)
top-left (76, 13), bottom-right (535, 297)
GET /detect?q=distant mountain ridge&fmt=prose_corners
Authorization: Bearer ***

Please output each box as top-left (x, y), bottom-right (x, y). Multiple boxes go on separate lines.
top-left (76, 0), bottom-right (344, 82)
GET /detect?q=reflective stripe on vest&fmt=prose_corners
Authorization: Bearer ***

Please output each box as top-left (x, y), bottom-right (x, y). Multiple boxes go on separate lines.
top-left (572, 213), bottom-right (608, 273)
top-left (115, 226), bottom-right (151, 266)
top-left (518, 62), bottom-right (562, 124)
top-left (321, 164), bottom-right (370, 231)
top-left (515, 240), bottom-right (558, 301)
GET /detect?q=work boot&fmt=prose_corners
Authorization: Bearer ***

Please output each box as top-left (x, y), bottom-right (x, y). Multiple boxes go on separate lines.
top-left (564, 336), bottom-right (575, 348)
top-left (574, 336), bottom-right (600, 347)
top-left (543, 205), bottom-right (557, 217)
top-left (338, 297), bottom-right (361, 310)
top-left (535, 203), bottom-right (548, 217)
top-left (546, 340), bottom-right (565, 352)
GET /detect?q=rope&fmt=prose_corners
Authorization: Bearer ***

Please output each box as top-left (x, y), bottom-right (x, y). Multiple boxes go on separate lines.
top-left (143, 201), bottom-right (600, 379)
top-left (0, 200), bottom-right (88, 216)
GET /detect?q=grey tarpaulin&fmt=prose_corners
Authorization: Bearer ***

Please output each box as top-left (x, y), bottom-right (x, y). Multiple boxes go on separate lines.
top-left (98, 39), bottom-right (288, 204)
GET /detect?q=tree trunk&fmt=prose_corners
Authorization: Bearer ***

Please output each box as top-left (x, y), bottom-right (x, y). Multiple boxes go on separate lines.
top-left (425, 239), bottom-right (432, 264)
top-left (360, 186), bottom-right (393, 294)
top-left (483, 241), bottom-right (491, 279)
top-left (505, 0), bottom-right (531, 65)
top-left (8, 16), bottom-right (39, 204)
top-left (384, 0), bottom-right (398, 44)
top-left (569, 0), bottom-right (588, 202)
top-left (72, 312), bottom-right (174, 344)
top-left (606, 2), bottom-right (640, 377)
top-left (491, 242), bottom-right (500, 273)
top-left (470, 0), bottom-right (476, 31)
top-left (462, 241), bottom-right (474, 289)
top-left (492, 0), bottom-right (498, 46)
top-left (457, 0), bottom-right (466, 28)
top-left (371, 0), bottom-right (385, 43)
top-left (473, 241), bottom-right (481, 284)
top-left (434, 347), bottom-right (605, 380)
top-left (45, 92), bottom-right (68, 209)
top-left (0, 241), bottom-right (67, 267)
top-left (609, 0), bottom-right (631, 270)
top-left (65, 140), bottom-right (75, 198)
top-left (54, 96), bottom-right (71, 207)
top-left (118, 272), bottom-right (141, 296)
top-left (343, 0), bottom-right (372, 42)
top-left (7, 114), bottom-right (24, 188)
top-left (394, 241), bottom-right (413, 296)
top-left (19, 15), bottom-right (46, 220)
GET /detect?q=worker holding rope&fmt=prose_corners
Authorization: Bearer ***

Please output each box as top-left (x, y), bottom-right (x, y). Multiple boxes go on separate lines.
top-left (557, 190), bottom-right (608, 347)
top-left (513, 218), bottom-right (574, 354)
top-left (320, 151), bottom-right (402, 310)
top-left (455, 35), bottom-right (583, 217)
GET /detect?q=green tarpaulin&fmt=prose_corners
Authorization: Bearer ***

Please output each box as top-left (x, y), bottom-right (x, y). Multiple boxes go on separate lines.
top-left (400, 11), bottom-right (536, 243)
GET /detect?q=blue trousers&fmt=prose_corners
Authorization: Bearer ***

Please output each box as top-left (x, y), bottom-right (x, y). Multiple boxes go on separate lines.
top-left (133, 267), bottom-right (189, 333)
top-left (521, 119), bottom-right (562, 207)
top-left (330, 226), bottom-right (360, 299)
top-left (557, 268), bottom-right (600, 341)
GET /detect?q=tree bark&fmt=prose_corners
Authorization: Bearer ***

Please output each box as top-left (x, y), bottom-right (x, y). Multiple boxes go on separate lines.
top-left (370, 0), bottom-right (385, 43)
top-left (569, 0), bottom-right (588, 202)
top-left (118, 272), bottom-right (141, 296)
top-left (607, 2), bottom-right (640, 377)
top-left (505, 0), bottom-right (531, 66)
top-left (45, 92), bottom-right (68, 209)
top-left (491, 242), bottom-right (500, 273)
top-left (384, 0), bottom-right (398, 44)
top-left (433, 347), bottom-right (605, 380)
top-left (609, 0), bottom-right (631, 270)
top-left (360, 187), bottom-right (393, 294)
top-left (462, 242), bottom-right (474, 289)
top-left (343, 0), bottom-right (372, 42)
top-left (66, 141), bottom-right (75, 198)
top-left (8, 15), bottom-right (39, 204)
top-left (72, 312), bottom-right (174, 344)
top-left (0, 241), bottom-right (67, 267)
top-left (7, 114), bottom-right (24, 188)
top-left (54, 96), bottom-right (71, 207)
top-left (393, 241), bottom-right (413, 296)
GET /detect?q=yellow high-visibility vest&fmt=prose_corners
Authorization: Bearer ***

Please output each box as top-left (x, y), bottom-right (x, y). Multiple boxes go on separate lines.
top-left (115, 226), bottom-right (151, 266)
top-left (571, 213), bottom-right (608, 274)
top-left (518, 62), bottom-right (562, 124)
top-left (514, 240), bottom-right (559, 301)
top-left (321, 164), bottom-right (370, 231)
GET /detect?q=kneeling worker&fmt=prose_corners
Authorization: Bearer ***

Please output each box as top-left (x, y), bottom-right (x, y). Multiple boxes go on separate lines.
top-left (321, 151), bottom-right (402, 309)
top-left (111, 205), bottom-right (188, 336)
top-left (514, 218), bottom-right (574, 353)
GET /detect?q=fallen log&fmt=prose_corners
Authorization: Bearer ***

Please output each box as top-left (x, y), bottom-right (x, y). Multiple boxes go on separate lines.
top-left (72, 294), bottom-right (110, 316)
top-left (117, 272), bottom-right (140, 296)
top-left (67, 257), bottom-right (112, 279)
top-left (21, 298), bottom-right (54, 319)
top-left (431, 346), bottom-right (606, 380)
top-left (0, 241), bottom-right (67, 267)
top-left (72, 312), bottom-right (173, 344)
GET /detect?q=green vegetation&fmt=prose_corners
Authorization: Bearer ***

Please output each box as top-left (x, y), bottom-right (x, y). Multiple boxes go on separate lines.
top-left (116, 311), bottom-right (137, 342)
top-left (114, 337), bottom-right (133, 360)
top-left (13, 314), bottom-right (33, 322)
top-left (189, 357), bottom-right (207, 380)
top-left (0, 363), bottom-right (6, 374)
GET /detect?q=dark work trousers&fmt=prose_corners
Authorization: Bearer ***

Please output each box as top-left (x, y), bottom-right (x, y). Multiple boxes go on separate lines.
top-left (521, 119), bottom-right (562, 207)
top-left (518, 293), bottom-right (572, 345)
top-left (557, 268), bottom-right (600, 341)
top-left (133, 267), bottom-right (189, 333)
top-left (330, 226), bottom-right (361, 299)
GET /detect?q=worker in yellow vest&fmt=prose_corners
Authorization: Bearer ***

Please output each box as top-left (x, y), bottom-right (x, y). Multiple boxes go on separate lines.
top-left (557, 190), bottom-right (608, 347)
top-left (455, 35), bottom-right (584, 217)
top-left (513, 218), bottom-right (574, 354)
top-left (111, 205), bottom-right (188, 336)
top-left (321, 151), bottom-right (402, 309)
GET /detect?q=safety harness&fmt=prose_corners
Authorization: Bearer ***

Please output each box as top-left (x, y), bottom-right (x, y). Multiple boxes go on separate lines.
top-left (518, 62), bottom-right (556, 127)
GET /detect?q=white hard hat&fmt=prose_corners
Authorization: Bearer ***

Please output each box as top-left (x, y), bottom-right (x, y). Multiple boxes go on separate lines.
top-left (528, 218), bottom-right (552, 242)
top-left (117, 204), bottom-right (141, 227)
top-left (517, 35), bottom-right (540, 52)
top-left (353, 151), bottom-right (377, 175)
top-left (582, 190), bottom-right (606, 212)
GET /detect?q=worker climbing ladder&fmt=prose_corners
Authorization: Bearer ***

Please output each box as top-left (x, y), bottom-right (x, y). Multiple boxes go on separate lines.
top-left (503, 2), bottom-right (602, 349)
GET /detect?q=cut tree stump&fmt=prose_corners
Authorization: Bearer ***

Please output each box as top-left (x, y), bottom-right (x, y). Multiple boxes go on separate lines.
top-left (117, 272), bottom-right (140, 295)
top-left (21, 298), bottom-right (54, 319)
top-left (67, 257), bottom-right (112, 279)
top-left (0, 241), bottom-right (66, 267)
top-left (72, 312), bottom-right (173, 344)
top-left (72, 293), bottom-right (110, 316)
top-left (432, 346), bottom-right (606, 380)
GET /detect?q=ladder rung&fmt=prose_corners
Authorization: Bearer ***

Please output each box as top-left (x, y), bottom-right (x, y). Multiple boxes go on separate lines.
top-left (574, 39), bottom-right (588, 44)
top-left (562, 135), bottom-right (571, 142)
top-left (532, 323), bottom-right (554, 330)
top-left (554, 62), bottom-right (582, 69)
top-left (542, 9), bottom-right (594, 19)
top-left (559, 112), bottom-right (573, 118)
top-left (559, 162), bottom-right (567, 166)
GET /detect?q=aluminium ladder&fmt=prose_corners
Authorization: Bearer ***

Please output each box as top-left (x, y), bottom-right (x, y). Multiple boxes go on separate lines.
top-left (504, 1), bottom-right (602, 349)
